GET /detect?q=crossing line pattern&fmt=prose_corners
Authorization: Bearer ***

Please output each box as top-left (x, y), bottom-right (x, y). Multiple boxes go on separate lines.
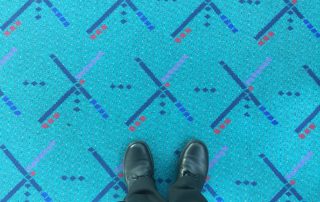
top-left (1, 0), bottom-right (69, 36)
top-left (0, 0), bottom-right (319, 201)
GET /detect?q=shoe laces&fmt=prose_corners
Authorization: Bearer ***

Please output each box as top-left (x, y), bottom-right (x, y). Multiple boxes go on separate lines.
top-left (130, 174), bottom-right (151, 180)
top-left (182, 170), bottom-right (199, 178)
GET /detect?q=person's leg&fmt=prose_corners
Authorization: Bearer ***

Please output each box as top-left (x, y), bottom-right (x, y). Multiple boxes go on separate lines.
top-left (123, 141), bottom-right (165, 202)
top-left (169, 140), bottom-right (209, 202)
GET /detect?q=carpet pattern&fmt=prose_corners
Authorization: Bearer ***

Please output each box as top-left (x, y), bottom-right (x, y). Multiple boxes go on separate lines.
top-left (0, 0), bottom-right (319, 201)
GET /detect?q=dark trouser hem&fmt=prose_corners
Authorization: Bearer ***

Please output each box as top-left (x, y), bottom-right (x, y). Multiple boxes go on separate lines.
top-left (124, 175), bottom-right (207, 202)
top-left (124, 176), bottom-right (165, 202)
top-left (169, 175), bottom-right (207, 202)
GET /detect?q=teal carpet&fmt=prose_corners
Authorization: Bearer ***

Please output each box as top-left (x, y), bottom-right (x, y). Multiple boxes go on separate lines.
top-left (0, 0), bottom-right (319, 201)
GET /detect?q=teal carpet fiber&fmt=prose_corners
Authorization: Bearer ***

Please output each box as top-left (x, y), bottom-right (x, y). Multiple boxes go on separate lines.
top-left (0, 0), bottom-right (319, 201)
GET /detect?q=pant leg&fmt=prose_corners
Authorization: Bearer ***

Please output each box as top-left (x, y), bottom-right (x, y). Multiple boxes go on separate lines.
top-left (124, 176), bottom-right (166, 202)
top-left (169, 176), bottom-right (207, 202)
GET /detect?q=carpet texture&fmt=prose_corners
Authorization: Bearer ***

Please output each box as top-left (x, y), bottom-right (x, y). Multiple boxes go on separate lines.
top-left (0, 0), bottom-right (319, 201)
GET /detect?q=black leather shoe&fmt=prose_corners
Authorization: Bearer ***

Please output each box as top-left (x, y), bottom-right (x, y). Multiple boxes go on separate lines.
top-left (124, 141), bottom-right (154, 189)
top-left (178, 140), bottom-right (209, 185)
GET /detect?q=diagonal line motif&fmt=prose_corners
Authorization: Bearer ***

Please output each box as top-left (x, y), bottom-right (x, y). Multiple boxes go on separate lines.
top-left (38, 54), bottom-right (109, 126)
top-left (125, 57), bottom-right (193, 128)
top-left (210, 60), bottom-right (278, 131)
top-left (88, 147), bottom-right (127, 201)
top-left (0, 0), bottom-right (70, 32)
top-left (0, 145), bottom-right (53, 202)
top-left (259, 154), bottom-right (303, 201)
top-left (87, 0), bottom-right (154, 37)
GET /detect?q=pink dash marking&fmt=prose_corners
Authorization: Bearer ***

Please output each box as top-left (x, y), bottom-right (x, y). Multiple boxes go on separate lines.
top-left (4, 31), bottom-right (10, 36)
top-left (96, 29), bottom-right (102, 35)
top-left (292, 0), bottom-right (297, 4)
top-left (101, 24), bottom-right (107, 30)
top-left (290, 180), bottom-right (296, 185)
top-left (309, 123), bottom-right (315, 130)
top-left (129, 126), bottom-right (135, 132)
top-left (118, 173), bottom-right (124, 178)
top-left (15, 21), bottom-right (21, 26)
top-left (140, 116), bottom-right (146, 121)
top-left (248, 86), bottom-right (254, 91)
top-left (53, 112), bottom-right (60, 119)
top-left (258, 32), bottom-right (275, 46)
top-left (135, 121), bottom-right (141, 126)
top-left (30, 171), bottom-right (36, 176)
top-left (47, 119), bottom-right (54, 124)
top-left (185, 28), bottom-right (191, 33)
top-left (299, 134), bottom-right (305, 139)
top-left (79, 79), bottom-right (85, 84)
top-left (214, 129), bottom-right (221, 134)
top-left (304, 129), bottom-right (310, 134)
top-left (90, 35), bottom-right (96, 40)
top-left (42, 123), bottom-right (49, 129)
top-left (165, 82), bottom-right (170, 87)
top-left (224, 119), bottom-right (231, 124)
top-left (10, 26), bottom-right (15, 31)
top-left (175, 38), bottom-right (181, 43)
top-left (180, 33), bottom-right (186, 38)
top-left (219, 124), bottom-right (225, 129)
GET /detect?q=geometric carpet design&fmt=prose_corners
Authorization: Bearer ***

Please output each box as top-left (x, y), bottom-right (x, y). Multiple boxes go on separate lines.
top-left (0, 0), bottom-right (319, 201)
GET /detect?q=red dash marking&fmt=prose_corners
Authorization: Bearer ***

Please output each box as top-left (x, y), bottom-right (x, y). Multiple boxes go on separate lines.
top-left (140, 116), bottom-right (146, 121)
top-left (258, 41), bottom-right (264, 46)
top-left (290, 180), bottom-right (296, 185)
top-left (90, 35), bottom-right (96, 40)
top-left (101, 25), bottom-right (107, 30)
top-left (299, 134), bottom-right (305, 139)
top-left (180, 33), bottom-right (186, 38)
top-left (42, 123), bottom-right (49, 129)
top-left (53, 113), bottom-right (60, 119)
top-left (165, 82), bottom-right (170, 87)
top-left (185, 28), bottom-right (191, 33)
top-left (263, 36), bottom-right (269, 41)
top-left (30, 171), bottom-right (36, 176)
top-left (135, 121), bottom-right (141, 126)
top-left (219, 124), bottom-right (225, 129)
top-left (214, 129), bottom-right (221, 134)
top-left (79, 79), bottom-right (85, 84)
top-left (175, 38), bottom-right (181, 43)
top-left (10, 26), bottom-right (15, 31)
top-left (4, 31), bottom-right (10, 36)
top-left (304, 129), bottom-right (310, 134)
top-left (309, 123), bottom-right (315, 130)
top-left (224, 119), bottom-right (231, 124)
top-left (268, 32), bottom-right (274, 37)
top-left (129, 126), bottom-right (135, 132)
top-left (118, 173), bottom-right (124, 178)
top-left (48, 119), bottom-right (54, 124)
top-left (248, 86), bottom-right (254, 91)
top-left (96, 29), bottom-right (102, 35)
top-left (16, 21), bottom-right (21, 26)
